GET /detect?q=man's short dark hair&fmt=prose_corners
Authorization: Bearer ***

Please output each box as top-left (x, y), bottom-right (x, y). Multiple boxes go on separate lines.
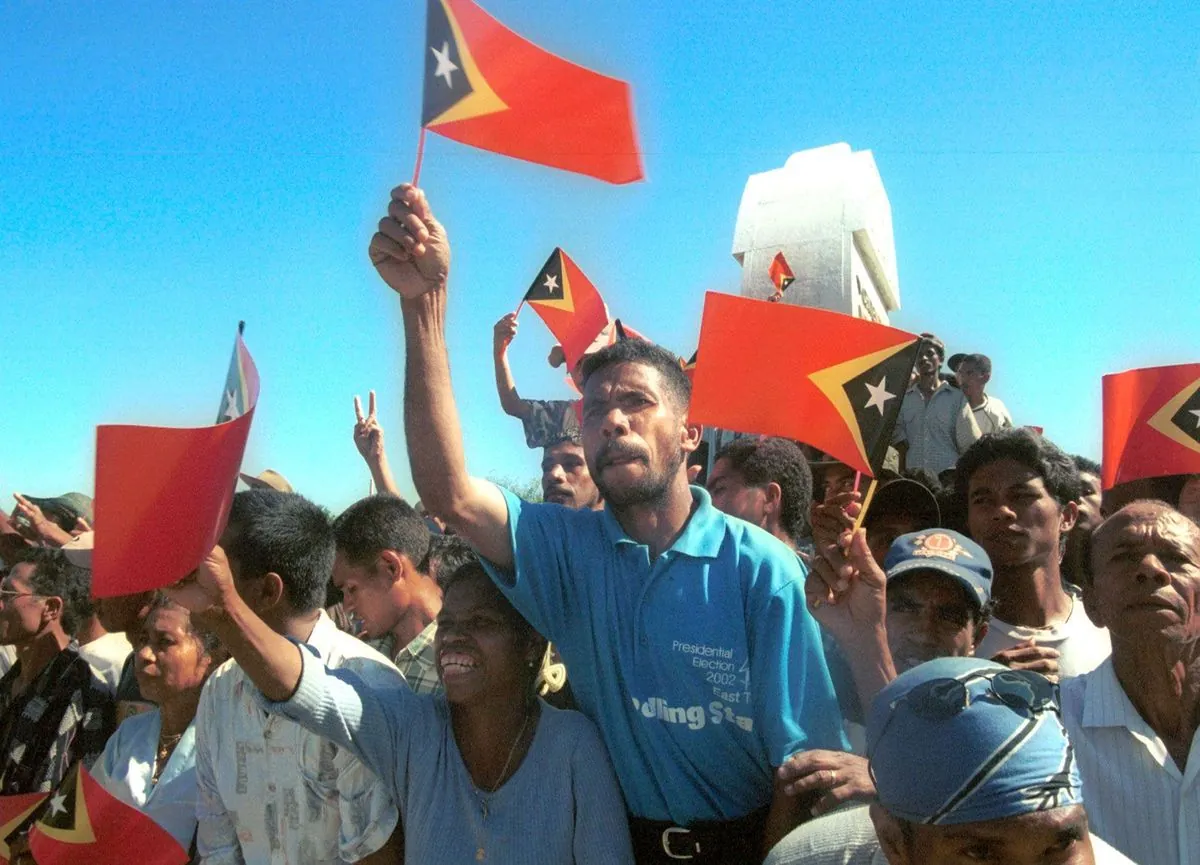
top-left (955, 428), bottom-right (1082, 509)
top-left (422, 535), bottom-right (477, 586)
top-left (226, 489), bottom-right (335, 614)
top-left (14, 547), bottom-right (92, 635)
top-left (918, 332), bottom-right (946, 361)
top-left (334, 494), bottom-right (432, 571)
top-left (715, 436), bottom-right (812, 542)
top-left (1072, 455), bottom-right (1101, 479)
top-left (579, 339), bottom-right (692, 414)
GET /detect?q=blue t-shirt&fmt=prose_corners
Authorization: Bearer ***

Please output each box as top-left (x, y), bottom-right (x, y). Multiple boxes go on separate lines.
top-left (480, 485), bottom-right (849, 823)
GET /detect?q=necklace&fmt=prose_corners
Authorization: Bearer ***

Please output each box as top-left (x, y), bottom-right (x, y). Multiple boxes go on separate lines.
top-left (471, 708), bottom-right (533, 861)
top-left (153, 730), bottom-right (184, 784)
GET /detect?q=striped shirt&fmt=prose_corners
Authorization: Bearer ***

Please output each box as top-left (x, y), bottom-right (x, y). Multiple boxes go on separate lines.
top-left (1062, 658), bottom-right (1200, 865)
top-left (892, 382), bottom-right (981, 476)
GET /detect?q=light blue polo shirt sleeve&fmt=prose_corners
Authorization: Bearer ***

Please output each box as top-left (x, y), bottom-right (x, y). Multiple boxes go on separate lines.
top-left (749, 556), bottom-right (850, 764)
top-left (477, 485), bottom-right (577, 642)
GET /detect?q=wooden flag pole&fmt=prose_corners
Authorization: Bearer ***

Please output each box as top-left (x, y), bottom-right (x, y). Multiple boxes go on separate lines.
top-left (411, 127), bottom-right (428, 186)
top-left (513, 299), bottom-right (525, 318)
top-left (851, 477), bottom-right (879, 534)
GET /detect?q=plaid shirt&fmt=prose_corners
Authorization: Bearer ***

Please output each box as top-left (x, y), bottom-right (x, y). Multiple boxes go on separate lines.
top-left (0, 643), bottom-right (115, 794)
top-left (395, 621), bottom-right (442, 696)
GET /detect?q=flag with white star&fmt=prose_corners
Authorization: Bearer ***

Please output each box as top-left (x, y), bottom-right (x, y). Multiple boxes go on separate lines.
top-left (216, 322), bottom-right (257, 423)
top-left (418, 0), bottom-right (643, 183)
top-left (0, 791), bottom-right (47, 864)
top-left (29, 763), bottom-right (186, 865)
top-left (768, 251), bottom-right (795, 295)
top-left (690, 292), bottom-right (921, 476)
top-left (93, 327), bottom-right (260, 597)
top-left (1101, 362), bottom-right (1200, 489)
top-left (522, 248), bottom-right (610, 370)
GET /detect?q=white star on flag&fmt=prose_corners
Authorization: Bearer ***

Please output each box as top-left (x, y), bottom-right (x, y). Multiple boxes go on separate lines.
top-left (1190, 408), bottom-right (1200, 429)
top-left (222, 389), bottom-right (240, 421)
top-left (543, 274), bottom-right (559, 294)
top-left (431, 41), bottom-right (459, 88)
top-left (48, 791), bottom-right (67, 817)
top-left (863, 377), bottom-right (896, 415)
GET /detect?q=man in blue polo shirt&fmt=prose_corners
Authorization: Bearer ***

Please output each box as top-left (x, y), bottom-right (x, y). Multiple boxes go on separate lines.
top-left (371, 184), bottom-right (849, 862)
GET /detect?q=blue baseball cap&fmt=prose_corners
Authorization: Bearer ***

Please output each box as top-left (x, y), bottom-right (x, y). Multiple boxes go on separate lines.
top-left (883, 530), bottom-right (992, 612)
top-left (867, 657), bottom-right (1082, 826)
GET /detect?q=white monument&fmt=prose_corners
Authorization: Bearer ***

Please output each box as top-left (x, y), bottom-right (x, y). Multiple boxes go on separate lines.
top-left (730, 142), bottom-right (899, 323)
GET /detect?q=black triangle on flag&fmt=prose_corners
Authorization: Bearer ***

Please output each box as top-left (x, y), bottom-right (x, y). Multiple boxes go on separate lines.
top-left (1169, 385), bottom-right (1200, 447)
top-left (40, 766), bottom-right (79, 832)
top-left (523, 248), bottom-right (567, 304)
top-left (421, 0), bottom-right (474, 126)
top-left (839, 340), bottom-right (921, 473)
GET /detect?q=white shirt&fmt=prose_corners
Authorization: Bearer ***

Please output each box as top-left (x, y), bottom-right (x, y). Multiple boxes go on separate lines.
top-left (970, 394), bottom-right (1014, 436)
top-left (764, 804), bottom-right (1136, 865)
top-left (976, 594), bottom-right (1112, 679)
top-left (92, 709), bottom-right (200, 851)
top-left (1062, 658), bottom-right (1200, 865)
top-left (79, 631), bottom-right (133, 694)
top-left (195, 611), bottom-right (404, 864)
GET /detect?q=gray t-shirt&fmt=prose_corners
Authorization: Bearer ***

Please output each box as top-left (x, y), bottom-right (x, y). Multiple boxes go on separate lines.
top-left (268, 645), bottom-right (633, 864)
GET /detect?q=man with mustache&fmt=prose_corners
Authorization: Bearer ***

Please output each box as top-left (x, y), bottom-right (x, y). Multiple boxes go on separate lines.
top-left (373, 184), bottom-right (848, 863)
top-left (957, 428), bottom-right (1111, 679)
top-left (1063, 500), bottom-right (1200, 865)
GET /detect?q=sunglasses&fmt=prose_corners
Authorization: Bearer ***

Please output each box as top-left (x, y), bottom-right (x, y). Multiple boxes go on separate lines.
top-left (871, 668), bottom-right (1060, 764)
top-left (0, 588), bottom-right (46, 601)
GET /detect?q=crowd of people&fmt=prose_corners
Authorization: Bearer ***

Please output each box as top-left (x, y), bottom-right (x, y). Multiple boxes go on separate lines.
top-left (1, 180), bottom-right (1198, 864)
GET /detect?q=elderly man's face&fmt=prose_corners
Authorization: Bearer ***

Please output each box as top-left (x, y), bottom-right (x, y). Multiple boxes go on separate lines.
top-left (1087, 503), bottom-right (1200, 643)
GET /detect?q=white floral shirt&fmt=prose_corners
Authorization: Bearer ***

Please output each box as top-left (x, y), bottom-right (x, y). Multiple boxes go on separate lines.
top-left (195, 611), bottom-right (403, 864)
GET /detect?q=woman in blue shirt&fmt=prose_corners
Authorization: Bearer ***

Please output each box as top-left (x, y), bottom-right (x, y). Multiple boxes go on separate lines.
top-left (91, 595), bottom-right (224, 853)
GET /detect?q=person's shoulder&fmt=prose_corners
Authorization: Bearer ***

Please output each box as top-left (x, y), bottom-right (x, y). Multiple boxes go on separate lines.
top-left (535, 703), bottom-right (608, 757)
top-left (719, 515), bottom-right (806, 583)
top-left (111, 707), bottom-right (159, 744)
top-left (764, 805), bottom-right (877, 865)
top-left (324, 630), bottom-right (406, 685)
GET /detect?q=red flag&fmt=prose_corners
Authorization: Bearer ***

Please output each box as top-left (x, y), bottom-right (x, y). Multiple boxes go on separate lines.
top-left (92, 330), bottom-right (260, 597)
top-left (523, 248), bottom-right (610, 371)
top-left (0, 792), bottom-right (47, 865)
top-left (421, 0), bottom-right (643, 183)
top-left (690, 293), bottom-right (921, 476)
top-left (1102, 362), bottom-right (1200, 490)
top-left (29, 763), bottom-right (186, 865)
top-left (767, 252), bottom-right (795, 298)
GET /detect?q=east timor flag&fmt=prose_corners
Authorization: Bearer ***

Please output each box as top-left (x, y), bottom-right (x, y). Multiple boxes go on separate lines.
top-left (93, 327), bottom-right (260, 597)
top-left (0, 792), bottom-right (46, 865)
top-left (29, 764), bottom-right (186, 865)
top-left (421, 0), bottom-right (643, 183)
top-left (523, 248), bottom-right (609, 371)
top-left (768, 252), bottom-right (795, 295)
top-left (690, 293), bottom-right (921, 477)
top-left (1102, 362), bottom-right (1200, 490)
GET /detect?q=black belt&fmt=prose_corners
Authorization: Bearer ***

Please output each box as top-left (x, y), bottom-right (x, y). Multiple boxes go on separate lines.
top-left (628, 807), bottom-right (768, 864)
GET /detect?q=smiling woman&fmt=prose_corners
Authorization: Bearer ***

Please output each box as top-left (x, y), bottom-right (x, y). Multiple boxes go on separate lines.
top-left (266, 559), bottom-right (634, 864)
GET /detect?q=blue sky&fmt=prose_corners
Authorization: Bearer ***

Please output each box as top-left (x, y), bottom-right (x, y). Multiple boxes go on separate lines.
top-left (2, 1), bottom-right (1197, 515)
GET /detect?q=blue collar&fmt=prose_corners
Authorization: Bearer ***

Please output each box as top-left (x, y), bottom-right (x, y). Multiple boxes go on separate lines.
top-left (600, 485), bottom-right (726, 559)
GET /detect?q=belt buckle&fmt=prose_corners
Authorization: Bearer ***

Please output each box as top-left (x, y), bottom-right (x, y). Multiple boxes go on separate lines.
top-left (661, 826), bottom-right (698, 860)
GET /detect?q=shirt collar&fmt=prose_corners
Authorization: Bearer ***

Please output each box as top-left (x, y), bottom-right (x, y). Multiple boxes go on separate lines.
top-left (1081, 657), bottom-right (1152, 732)
top-left (396, 621), bottom-right (438, 664)
top-left (600, 485), bottom-right (725, 560)
top-left (302, 610), bottom-right (338, 660)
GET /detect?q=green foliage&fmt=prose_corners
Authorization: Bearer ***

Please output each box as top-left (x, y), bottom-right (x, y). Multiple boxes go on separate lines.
top-left (486, 474), bottom-right (543, 503)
